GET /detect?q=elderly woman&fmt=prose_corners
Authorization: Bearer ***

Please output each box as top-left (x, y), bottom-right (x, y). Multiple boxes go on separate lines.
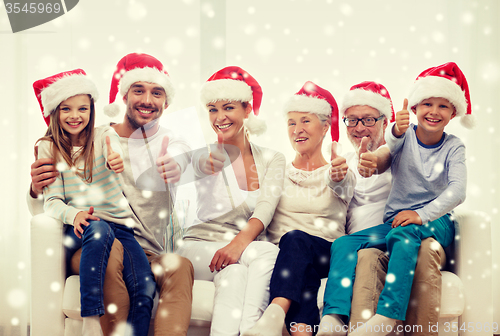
top-left (176, 66), bottom-right (285, 336)
top-left (243, 82), bottom-right (356, 336)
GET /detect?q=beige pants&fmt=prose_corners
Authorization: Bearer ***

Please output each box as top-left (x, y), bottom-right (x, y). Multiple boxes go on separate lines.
top-left (71, 239), bottom-right (195, 336)
top-left (350, 238), bottom-right (446, 336)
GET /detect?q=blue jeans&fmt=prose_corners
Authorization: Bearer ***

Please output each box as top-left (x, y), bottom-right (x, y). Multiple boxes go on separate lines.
top-left (64, 221), bottom-right (156, 336)
top-left (323, 214), bottom-right (454, 321)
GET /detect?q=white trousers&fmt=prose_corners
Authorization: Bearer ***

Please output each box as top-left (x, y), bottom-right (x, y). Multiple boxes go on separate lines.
top-left (177, 240), bottom-right (279, 336)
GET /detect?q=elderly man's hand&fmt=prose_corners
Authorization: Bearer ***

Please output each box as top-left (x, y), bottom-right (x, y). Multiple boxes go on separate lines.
top-left (357, 137), bottom-right (378, 178)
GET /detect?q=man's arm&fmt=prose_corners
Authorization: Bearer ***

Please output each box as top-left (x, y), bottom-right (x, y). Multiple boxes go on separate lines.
top-left (27, 144), bottom-right (58, 215)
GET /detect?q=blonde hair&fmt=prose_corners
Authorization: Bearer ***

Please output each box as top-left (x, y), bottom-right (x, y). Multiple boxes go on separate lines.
top-left (36, 94), bottom-right (96, 183)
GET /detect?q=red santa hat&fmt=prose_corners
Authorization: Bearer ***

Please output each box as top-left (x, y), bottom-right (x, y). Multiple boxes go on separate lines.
top-left (200, 66), bottom-right (266, 135)
top-left (33, 69), bottom-right (99, 126)
top-left (283, 81), bottom-right (340, 142)
top-left (341, 81), bottom-right (395, 123)
top-left (408, 62), bottom-right (474, 128)
top-left (104, 53), bottom-right (175, 117)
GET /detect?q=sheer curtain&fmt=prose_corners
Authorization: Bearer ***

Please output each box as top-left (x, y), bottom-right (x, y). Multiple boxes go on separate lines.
top-left (1, 1), bottom-right (499, 335)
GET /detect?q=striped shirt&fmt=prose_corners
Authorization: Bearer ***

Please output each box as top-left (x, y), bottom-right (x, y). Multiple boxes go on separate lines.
top-left (39, 125), bottom-right (135, 228)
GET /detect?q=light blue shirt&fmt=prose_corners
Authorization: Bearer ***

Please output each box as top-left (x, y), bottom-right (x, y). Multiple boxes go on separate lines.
top-left (384, 123), bottom-right (466, 224)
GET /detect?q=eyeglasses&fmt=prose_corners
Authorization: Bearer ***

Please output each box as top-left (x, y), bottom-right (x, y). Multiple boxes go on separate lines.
top-left (343, 115), bottom-right (385, 127)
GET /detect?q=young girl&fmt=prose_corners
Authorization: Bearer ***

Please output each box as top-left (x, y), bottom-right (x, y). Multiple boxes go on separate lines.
top-left (33, 69), bottom-right (155, 336)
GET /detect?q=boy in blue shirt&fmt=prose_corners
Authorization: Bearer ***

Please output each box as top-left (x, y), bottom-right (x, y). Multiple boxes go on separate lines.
top-left (318, 62), bottom-right (474, 336)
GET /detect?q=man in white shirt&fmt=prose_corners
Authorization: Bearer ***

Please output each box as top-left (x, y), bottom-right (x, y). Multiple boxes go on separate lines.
top-left (336, 81), bottom-right (445, 336)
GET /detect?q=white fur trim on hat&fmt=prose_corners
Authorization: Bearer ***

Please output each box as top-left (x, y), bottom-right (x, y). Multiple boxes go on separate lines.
top-left (244, 113), bottom-right (267, 136)
top-left (104, 102), bottom-right (121, 117)
top-left (41, 74), bottom-right (99, 117)
top-left (283, 94), bottom-right (332, 116)
top-left (341, 89), bottom-right (393, 119)
top-left (119, 67), bottom-right (175, 105)
top-left (200, 79), bottom-right (253, 106)
top-left (407, 76), bottom-right (467, 117)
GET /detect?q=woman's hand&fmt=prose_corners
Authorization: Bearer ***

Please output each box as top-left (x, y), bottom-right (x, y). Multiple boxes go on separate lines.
top-left (209, 240), bottom-right (246, 272)
top-left (391, 210), bottom-right (422, 228)
top-left (106, 136), bottom-right (124, 174)
top-left (329, 142), bottom-right (348, 182)
top-left (73, 206), bottom-right (100, 238)
top-left (200, 133), bottom-right (225, 175)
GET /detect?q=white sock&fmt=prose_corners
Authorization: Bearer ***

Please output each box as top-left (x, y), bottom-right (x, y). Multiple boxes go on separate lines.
top-left (317, 314), bottom-right (347, 336)
top-left (82, 315), bottom-right (104, 336)
top-left (241, 303), bottom-right (285, 336)
top-left (349, 314), bottom-right (397, 336)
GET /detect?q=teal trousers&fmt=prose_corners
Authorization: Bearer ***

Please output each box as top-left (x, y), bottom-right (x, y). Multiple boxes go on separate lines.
top-left (322, 214), bottom-right (454, 321)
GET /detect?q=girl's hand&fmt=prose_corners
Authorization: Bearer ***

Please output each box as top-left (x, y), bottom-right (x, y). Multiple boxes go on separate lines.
top-left (73, 206), bottom-right (100, 238)
top-left (209, 240), bottom-right (245, 272)
top-left (106, 136), bottom-right (124, 174)
top-left (391, 210), bottom-right (422, 228)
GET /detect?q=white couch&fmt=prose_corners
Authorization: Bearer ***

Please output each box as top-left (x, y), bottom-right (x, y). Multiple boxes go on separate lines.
top-left (30, 209), bottom-right (493, 336)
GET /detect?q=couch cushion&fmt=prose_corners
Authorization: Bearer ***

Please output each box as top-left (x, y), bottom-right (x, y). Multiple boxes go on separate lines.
top-left (63, 276), bottom-right (82, 320)
top-left (440, 271), bottom-right (464, 317)
top-left (62, 276), bottom-right (214, 327)
top-left (191, 280), bottom-right (215, 327)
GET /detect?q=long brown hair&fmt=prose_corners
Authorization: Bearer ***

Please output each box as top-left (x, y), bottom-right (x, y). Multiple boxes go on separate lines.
top-left (36, 94), bottom-right (96, 183)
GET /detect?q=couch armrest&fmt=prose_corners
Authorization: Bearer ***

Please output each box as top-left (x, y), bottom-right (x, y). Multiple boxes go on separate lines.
top-left (452, 209), bottom-right (493, 335)
top-left (30, 214), bottom-right (66, 336)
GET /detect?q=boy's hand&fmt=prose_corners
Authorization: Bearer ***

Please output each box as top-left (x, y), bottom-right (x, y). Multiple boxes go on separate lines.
top-left (393, 99), bottom-right (410, 137)
top-left (392, 210), bottom-right (422, 228)
top-left (73, 206), bottom-right (100, 238)
top-left (156, 135), bottom-right (182, 183)
top-left (201, 132), bottom-right (226, 175)
top-left (329, 141), bottom-right (348, 182)
top-left (358, 137), bottom-right (377, 178)
top-left (106, 136), bottom-right (124, 174)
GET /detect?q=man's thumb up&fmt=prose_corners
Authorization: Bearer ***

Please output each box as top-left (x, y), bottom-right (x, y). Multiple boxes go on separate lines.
top-left (160, 136), bottom-right (169, 157)
top-left (106, 136), bottom-right (114, 155)
top-left (359, 137), bottom-right (370, 156)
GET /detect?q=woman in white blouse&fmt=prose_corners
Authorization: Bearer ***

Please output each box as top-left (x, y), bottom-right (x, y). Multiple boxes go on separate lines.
top-left (177, 66), bottom-right (285, 336)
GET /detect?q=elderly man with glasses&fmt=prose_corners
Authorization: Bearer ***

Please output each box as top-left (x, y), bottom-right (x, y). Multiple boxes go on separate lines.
top-left (317, 82), bottom-right (446, 336)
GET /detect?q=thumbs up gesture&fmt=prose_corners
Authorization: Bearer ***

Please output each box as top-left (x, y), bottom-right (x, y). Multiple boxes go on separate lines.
top-left (157, 135), bottom-right (181, 184)
top-left (106, 136), bottom-right (124, 173)
top-left (329, 141), bottom-right (348, 182)
top-left (393, 98), bottom-right (410, 137)
top-left (357, 137), bottom-right (378, 178)
top-left (201, 132), bottom-right (226, 175)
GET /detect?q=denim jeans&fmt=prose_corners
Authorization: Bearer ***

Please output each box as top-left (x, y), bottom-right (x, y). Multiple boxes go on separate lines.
top-left (64, 221), bottom-right (156, 336)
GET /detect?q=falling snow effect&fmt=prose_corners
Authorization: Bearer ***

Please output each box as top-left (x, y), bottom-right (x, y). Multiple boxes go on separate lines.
top-left (1, 1), bottom-right (499, 332)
